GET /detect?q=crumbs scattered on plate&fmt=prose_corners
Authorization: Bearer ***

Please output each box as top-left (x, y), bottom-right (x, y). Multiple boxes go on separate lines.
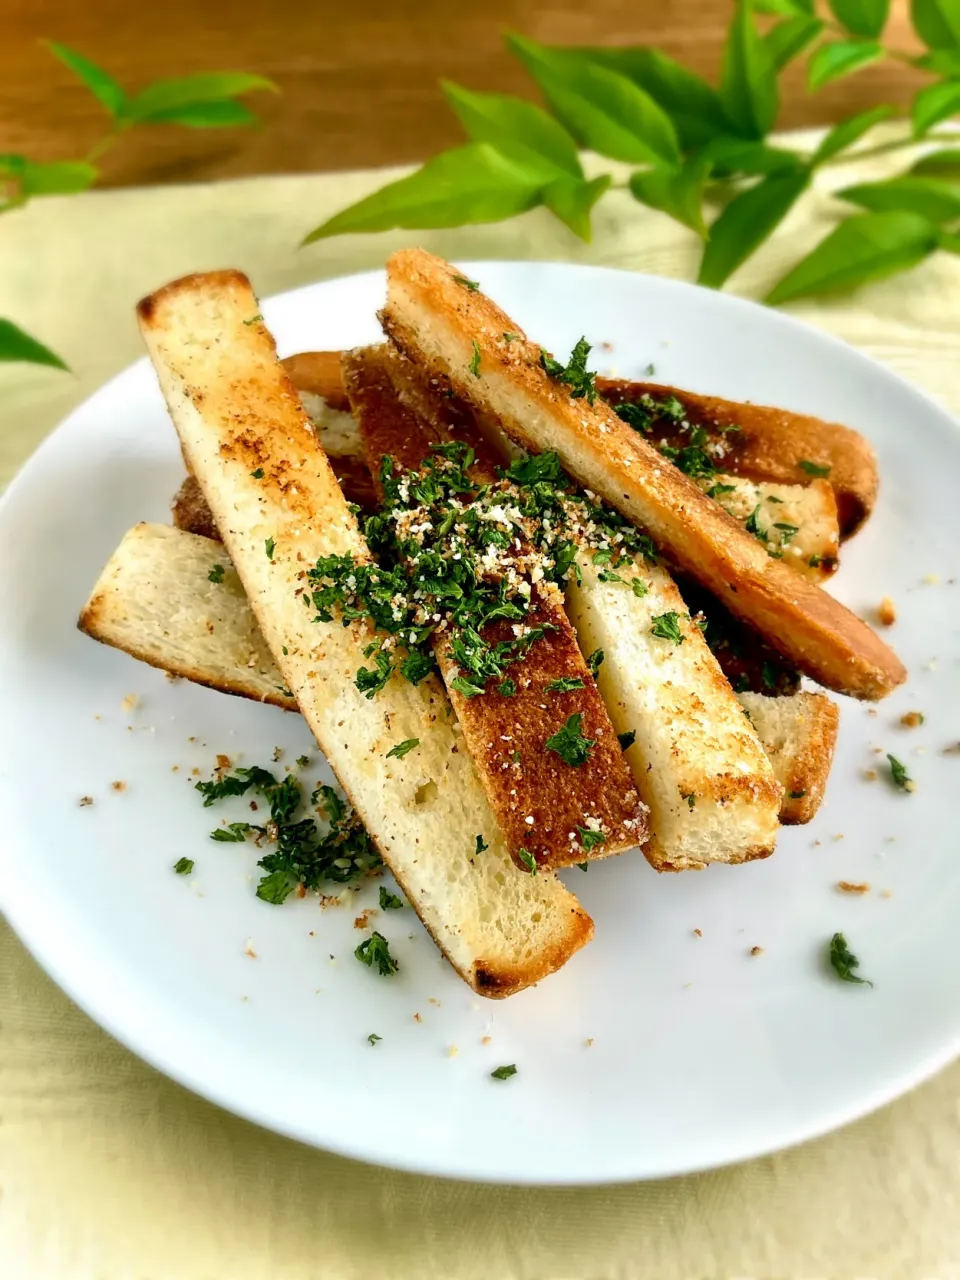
top-left (111, 780), bottom-right (127, 792)
top-left (78, 795), bottom-right (93, 807)
top-left (837, 881), bottom-right (870, 894)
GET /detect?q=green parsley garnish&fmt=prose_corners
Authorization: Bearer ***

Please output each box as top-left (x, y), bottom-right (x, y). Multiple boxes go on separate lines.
top-left (828, 932), bottom-right (873, 986)
top-left (211, 822), bottom-right (255, 842)
top-left (491, 1063), bottom-right (518, 1080)
top-left (386, 737), bottom-right (420, 760)
top-left (761, 661), bottom-right (778, 691)
top-left (707, 482), bottom-right (737, 499)
top-left (809, 554), bottom-right (822, 568)
top-left (744, 505), bottom-right (765, 540)
top-left (367, 1033), bottom-right (382, 1045)
top-left (577, 826), bottom-right (606, 850)
top-left (799, 459), bottom-right (831, 477)
top-left (251, 467), bottom-right (264, 479)
top-left (173, 857), bottom-right (194, 875)
top-left (296, 755), bottom-right (309, 768)
top-left (355, 931), bottom-right (399, 976)
top-left (887, 754), bottom-right (914, 791)
top-left (356, 650), bottom-right (393, 698)
top-left (517, 847), bottom-right (537, 874)
top-left (265, 537), bottom-right (276, 561)
top-left (545, 712), bottom-right (596, 767)
top-left (243, 314), bottom-right (263, 325)
top-left (650, 612), bottom-right (685, 644)
top-left (452, 274), bottom-right (480, 291)
top-left (451, 676), bottom-right (485, 698)
top-left (631, 578), bottom-right (649, 598)
top-left (773, 521), bottom-right (799, 542)
top-left (502, 331), bottom-right (520, 342)
top-left (539, 337), bottom-right (597, 404)
top-left (475, 835), bottom-right (489, 855)
top-left (586, 648), bottom-right (604, 676)
top-left (577, 862), bottom-right (588, 872)
top-left (683, 793), bottom-right (696, 810)
top-left (208, 563), bottom-right (225, 584)
top-left (468, 340), bottom-right (481, 377)
top-left (197, 765), bottom-right (380, 903)
top-left (545, 676), bottom-right (585, 694)
top-left (379, 885), bottom-right (404, 910)
top-left (643, 361), bottom-right (656, 376)
top-left (498, 678), bottom-right (516, 697)
top-left (617, 730), bottom-right (636, 751)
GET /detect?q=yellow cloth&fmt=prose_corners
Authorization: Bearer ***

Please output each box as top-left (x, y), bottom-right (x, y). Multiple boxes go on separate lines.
top-left (2, 131), bottom-right (960, 1279)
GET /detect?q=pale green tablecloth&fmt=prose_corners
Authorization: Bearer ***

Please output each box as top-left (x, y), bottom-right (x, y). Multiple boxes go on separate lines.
top-left (3, 133), bottom-right (960, 1279)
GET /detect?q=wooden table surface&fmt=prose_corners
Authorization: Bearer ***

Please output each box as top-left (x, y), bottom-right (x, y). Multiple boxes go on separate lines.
top-left (0, 0), bottom-right (926, 186)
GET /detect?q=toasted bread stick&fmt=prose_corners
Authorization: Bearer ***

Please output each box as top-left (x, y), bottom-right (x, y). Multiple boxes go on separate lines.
top-left (136, 269), bottom-right (593, 997)
top-left (598, 378), bottom-right (878, 538)
top-left (739, 691), bottom-right (838, 824)
top-left (380, 249), bottom-right (905, 701)
top-left (342, 344), bottom-right (648, 871)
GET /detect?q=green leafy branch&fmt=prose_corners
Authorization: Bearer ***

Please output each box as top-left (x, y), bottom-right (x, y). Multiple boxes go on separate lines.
top-left (304, 0), bottom-right (960, 304)
top-left (1, 41), bottom-right (276, 370)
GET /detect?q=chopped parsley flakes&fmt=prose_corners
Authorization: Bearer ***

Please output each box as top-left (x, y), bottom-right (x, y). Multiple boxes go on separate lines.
top-left (468, 340), bottom-right (481, 377)
top-left (887, 754), bottom-right (914, 791)
top-left (546, 676), bottom-right (585, 694)
top-left (379, 885), bottom-right (404, 910)
top-left (650, 612), bottom-right (685, 644)
top-left (386, 737), bottom-right (420, 760)
top-left (452, 274), bottom-right (480, 291)
top-left (498, 678), bottom-right (516, 697)
top-left (475, 834), bottom-right (489, 855)
top-left (243, 314), bottom-right (263, 325)
top-left (539, 337), bottom-right (598, 404)
top-left (517, 847), bottom-right (537, 874)
top-left (586, 648), bottom-right (604, 676)
top-left (265, 537), bottom-right (276, 561)
top-left (173, 857), bottom-right (194, 875)
top-left (491, 1063), bottom-right (518, 1080)
top-left (617, 730), bottom-right (636, 751)
top-left (208, 563), bottom-right (225, 584)
top-left (251, 467), bottom-right (264, 479)
top-left (799, 459), bottom-right (831, 477)
top-left (577, 826), bottom-right (606, 850)
top-left (355, 931), bottom-right (399, 976)
top-left (367, 1033), bottom-right (382, 1045)
top-left (197, 765), bottom-right (380, 903)
top-left (828, 932), bottom-right (873, 986)
top-left (545, 713), bottom-right (596, 767)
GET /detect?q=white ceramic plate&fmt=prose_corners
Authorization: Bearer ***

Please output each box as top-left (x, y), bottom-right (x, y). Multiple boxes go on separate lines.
top-left (1, 263), bottom-right (959, 1185)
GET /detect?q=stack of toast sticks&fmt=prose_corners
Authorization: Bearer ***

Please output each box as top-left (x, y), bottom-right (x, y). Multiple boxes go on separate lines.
top-left (80, 249), bottom-right (905, 998)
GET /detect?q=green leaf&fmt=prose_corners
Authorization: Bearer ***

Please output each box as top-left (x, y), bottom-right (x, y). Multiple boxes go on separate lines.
top-left (442, 81), bottom-right (581, 177)
top-left (754, 0), bottom-right (813, 14)
top-left (828, 0), bottom-right (890, 38)
top-left (913, 147), bottom-right (960, 178)
top-left (939, 228), bottom-right (960, 252)
top-left (698, 135), bottom-right (801, 176)
top-left (808, 39), bottom-right (883, 89)
top-left (508, 35), bottom-right (680, 166)
top-left (574, 47), bottom-right (726, 150)
top-left (812, 105), bottom-right (896, 164)
top-left (302, 144), bottom-right (544, 243)
top-left (0, 319), bottom-right (68, 370)
top-left (139, 100), bottom-right (258, 128)
top-left (126, 72), bottom-right (277, 122)
top-left (542, 174), bottom-right (611, 240)
top-left (765, 15), bottom-right (826, 69)
top-left (721, 1), bottom-right (780, 139)
top-left (914, 48), bottom-right (960, 74)
top-left (18, 159), bottom-right (99, 195)
top-left (910, 0), bottom-right (960, 49)
top-left (630, 154), bottom-right (713, 237)
top-left (766, 210), bottom-right (940, 304)
top-left (698, 167), bottom-right (810, 288)
top-left (45, 41), bottom-right (126, 117)
top-left (912, 81), bottom-right (960, 136)
top-left (838, 174), bottom-right (960, 222)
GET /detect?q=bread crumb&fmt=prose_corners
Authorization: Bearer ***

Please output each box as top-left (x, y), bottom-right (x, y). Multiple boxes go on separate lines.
top-left (866, 707), bottom-right (878, 717)
top-left (272, 746), bottom-right (283, 762)
top-left (216, 753), bottom-right (232, 771)
top-left (427, 996), bottom-right (442, 1006)
top-left (837, 880), bottom-right (870, 894)
top-left (584, 1037), bottom-right (594, 1047)
top-left (243, 940), bottom-right (258, 959)
top-left (832, 833), bottom-right (844, 841)
top-left (923, 573), bottom-right (940, 585)
top-left (191, 767), bottom-right (201, 777)
top-left (813, 839), bottom-right (822, 847)
top-left (413, 1012), bottom-right (423, 1023)
top-left (863, 769), bottom-right (878, 781)
top-left (692, 928), bottom-right (702, 938)
top-left (171, 764), bottom-right (180, 773)
top-left (447, 1045), bottom-right (459, 1057)
top-left (750, 946), bottom-right (764, 956)
top-left (481, 1035), bottom-right (492, 1046)
top-left (164, 672), bottom-right (181, 683)
top-left (901, 711), bottom-right (924, 728)
top-left (121, 694), bottom-right (139, 713)
top-left (880, 888), bottom-right (893, 899)
top-left (78, 795), bottom-right (93, 807)
top-left (943, 743), bottom-right (960, 755)
top-left (877, 597), bottom-right (896, 626)
top-left (353, 909), bottom-right (376, 930)
top-left (110, 780), bottom-right (126, 792)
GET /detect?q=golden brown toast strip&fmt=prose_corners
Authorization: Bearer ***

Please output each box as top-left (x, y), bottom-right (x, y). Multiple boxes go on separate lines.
top-left (739, 691), bottom-right (838, 823)
top-left (598, 378), bottom-right (878, 538)
top-left (80, 523), bottom-right (826, 825)
top-left (136, 268), bottom-right (594, 998)
top-left (342, 345), bottom-right (647, 871)
top-left (380, 249), bottom-right (905, 702)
